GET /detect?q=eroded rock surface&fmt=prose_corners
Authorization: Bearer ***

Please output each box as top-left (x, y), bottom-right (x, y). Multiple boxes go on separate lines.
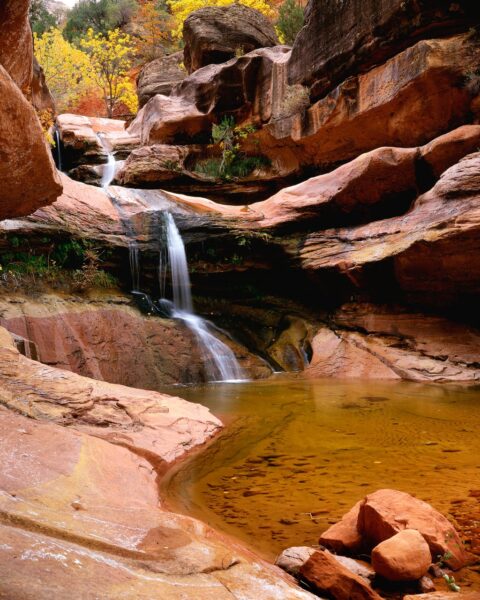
top-left (0, 394), bottom-right (314, 599)
top-left (183, 4), bottom-right (278, 74)
top-left (0, 292), bottom-right (270, 386)
top-left (288, 0), bottom-right (480, 99)
top-left (137, 51), bottom-right (185, 108)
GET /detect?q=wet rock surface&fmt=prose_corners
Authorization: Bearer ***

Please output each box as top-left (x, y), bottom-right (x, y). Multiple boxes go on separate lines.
top-left (0, 292), bottom-right (270, 386)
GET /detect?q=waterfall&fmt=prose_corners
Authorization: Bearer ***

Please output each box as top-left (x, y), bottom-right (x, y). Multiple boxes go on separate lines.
top-left (97, 133), bottom-right (116, 189)
top-left (96, 132), bottom-right (244, 381)
top-left (97, 133), bottom-right (140, 290)
top-left (54, 127), bottom-right (62, 171)
top-left (163, 213), bottom-right (245, 383)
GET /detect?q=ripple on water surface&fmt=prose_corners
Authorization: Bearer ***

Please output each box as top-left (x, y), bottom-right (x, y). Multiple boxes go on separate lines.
top-left (161, 377), bottom-right (480, 560)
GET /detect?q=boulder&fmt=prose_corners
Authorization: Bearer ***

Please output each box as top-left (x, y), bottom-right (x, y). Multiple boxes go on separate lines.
top-left (129, 46), bottom-right (291, 145)
top-left (371, 529), bottom-right (431, 581)
top-left (0, 65), bottom-right (62, 219)
top-left (288, 0), bottom-right (480, 100)
top-left (360, 489), bottom-right (469, 570)
top-left (137, 51), bottom-right (186, 107)
top-left (0, 0), bottom-right (33, 93)
top-left (320, 490), bottom-right (469, 570)
top-left (276, 546), bottom-right (374, 582)
top-left (265, 33), bottom-right (480, 169)
top-left (183, 4), bottom-right (278, 74)
top-left (299, 550), bottom-right (383, 600)
top-left (319, 501), bottom-right (364, 555)
top-left (275, 546), bottom-right (316, 576)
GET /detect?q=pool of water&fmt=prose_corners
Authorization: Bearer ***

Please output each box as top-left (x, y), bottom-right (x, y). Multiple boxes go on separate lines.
top-left (161, 377), bottom-right (480, 561)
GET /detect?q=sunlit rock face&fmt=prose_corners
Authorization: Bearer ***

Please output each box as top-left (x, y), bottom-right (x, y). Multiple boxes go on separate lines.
top-left (288, 0), bottom-right (480, 100)
top-left (0, 0), bottom-right (62, 219)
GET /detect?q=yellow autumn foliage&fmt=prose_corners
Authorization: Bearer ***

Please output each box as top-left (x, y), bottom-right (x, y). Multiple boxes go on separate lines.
top-left (80, 28), bottom-right (138, 117)
top-left (33, 28), bottom-right (93, 112)
top-left (167, 0), bottom-right (275, 37)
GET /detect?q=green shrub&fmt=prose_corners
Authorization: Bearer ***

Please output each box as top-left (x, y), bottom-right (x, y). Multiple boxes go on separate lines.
top-left (277, 0), bottom-right (304, 45)
top-left (194, 116), bottom-right (270, 180)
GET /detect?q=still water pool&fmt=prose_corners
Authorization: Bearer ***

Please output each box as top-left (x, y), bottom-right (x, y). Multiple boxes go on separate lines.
top-left (162, 377), bottom-right (480, 560)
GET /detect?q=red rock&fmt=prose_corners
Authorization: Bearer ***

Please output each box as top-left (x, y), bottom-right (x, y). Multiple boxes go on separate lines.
top-left (403, 595), bottom-right (480, 600)
top-left (263, 33), bottom-right (479, 171)
top-left (0, 65), bottom-right (62, 219)
top-left (420, 125), bottom-right (480, 180)
top-left (319, 500), bottom-right (364, 555)
top-left (0, 292), bottom-right (270, 386)
top-left (56, 113), bottom-right (139, 171)
top-left (299, 550), bottom-right (383, 600)
top-left (305, 304), bottom-right (480, 383)
top-left (0, 405), bottom-right (314, 599)
top-left (287, 0), bottom-right (479, 100)
top-left (0, 0), bottom-right (33, 93)
top-left (250, 147), bottom-right (418, 229)
top-left (359, 489), bottom-right (469, 570)
top-left (299, 152), bottom-right (480, 313)
top-left (371, 529), bottom-right (431, 581)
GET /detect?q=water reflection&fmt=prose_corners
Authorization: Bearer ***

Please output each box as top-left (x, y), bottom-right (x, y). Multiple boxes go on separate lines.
top-left (162, 377), bottom-right (480, 559)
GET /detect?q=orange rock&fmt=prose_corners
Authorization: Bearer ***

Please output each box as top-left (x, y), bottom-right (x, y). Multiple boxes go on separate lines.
top-left (359, 489), bottom-right (469, 570)
top-left (371, 529), bottom-right (431, 581)
top-left (0, 65), bottom-right (62, 219)
top-left (0, 292), bottom-right (270, 386)
top-left (287, 0), bottom-right (478, 100)
top-left (250, 147), bottom-right (418, 229)
top-left (319, 500), bottom-right (364, 555)
top-left (299, 550), bottom-right (383, 600)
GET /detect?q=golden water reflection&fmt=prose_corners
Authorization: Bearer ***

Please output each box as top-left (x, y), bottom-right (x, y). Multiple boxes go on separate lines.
top-left (162, 377), bottom-right (480, 560)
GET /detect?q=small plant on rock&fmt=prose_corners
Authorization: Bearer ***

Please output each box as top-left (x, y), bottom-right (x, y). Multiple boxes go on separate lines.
top-left (278, 84), bottom-right (310, 118)
top-left (194, 116), bottom-right (269, 181)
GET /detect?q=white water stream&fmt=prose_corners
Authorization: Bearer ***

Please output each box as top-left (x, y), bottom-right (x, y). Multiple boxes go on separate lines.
top-left (97, 134), bottom-right (245, 382)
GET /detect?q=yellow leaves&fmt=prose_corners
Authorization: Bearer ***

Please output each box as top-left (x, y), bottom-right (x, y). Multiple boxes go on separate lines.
top-left (34, 28), bottom-right (93, 112)
top-left (35, 27), bottom-right (138, 118)
top-left (167, 0), bottom-right (275, 38)
top-left (79, 28), bottom-right (137, 117)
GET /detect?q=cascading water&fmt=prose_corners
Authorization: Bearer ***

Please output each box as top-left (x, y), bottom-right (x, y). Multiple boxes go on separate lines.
top-left (54, 127), bottom-right (63, 171)
top-left (97, 133), bottom-right (116, 189)
top-left (162, 213), bottom-right (245, 383)
top-left (96, 132), bottom-right (244, 381)
top-left (97, 133), bottom-right (140, 290)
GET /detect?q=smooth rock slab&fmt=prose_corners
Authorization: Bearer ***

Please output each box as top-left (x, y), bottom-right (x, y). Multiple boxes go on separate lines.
top-left (371, 529), bottom-right (431, 581)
